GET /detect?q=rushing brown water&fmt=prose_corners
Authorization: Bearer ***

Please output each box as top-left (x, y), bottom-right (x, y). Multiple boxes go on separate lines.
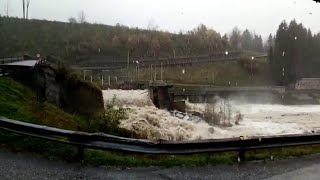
top-left (103, 89), bottom-right (320, 140)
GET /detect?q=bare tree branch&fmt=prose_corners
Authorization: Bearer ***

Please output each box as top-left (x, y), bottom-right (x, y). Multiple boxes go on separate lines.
top-left (78, 11), bottom-right (86, 24)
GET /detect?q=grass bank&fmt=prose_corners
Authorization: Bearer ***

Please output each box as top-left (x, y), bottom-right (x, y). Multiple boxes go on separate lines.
top-left (0, 77), bottom-right (86, 129)
top-left (125, 60), bottom-right (272, 86)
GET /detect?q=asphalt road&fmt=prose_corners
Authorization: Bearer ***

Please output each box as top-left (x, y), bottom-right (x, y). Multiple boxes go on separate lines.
top-left (1, 150), bottom-right (320, 180)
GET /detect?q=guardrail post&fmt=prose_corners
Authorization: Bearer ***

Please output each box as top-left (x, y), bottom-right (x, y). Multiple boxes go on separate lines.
top-left (238, 138), bottom-right (246, 162)
top-left (238, 149), bottom-right (246, 162)
top-left (76, 146), bottom-right (85, 161)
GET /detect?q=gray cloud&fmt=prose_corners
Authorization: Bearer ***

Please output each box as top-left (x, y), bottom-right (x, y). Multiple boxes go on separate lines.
top-left (1, 0), bottom-right (319, 37)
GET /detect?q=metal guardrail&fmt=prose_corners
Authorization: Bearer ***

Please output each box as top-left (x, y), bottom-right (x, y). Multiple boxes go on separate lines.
top-left (1, 117), bottom-right (320, 160)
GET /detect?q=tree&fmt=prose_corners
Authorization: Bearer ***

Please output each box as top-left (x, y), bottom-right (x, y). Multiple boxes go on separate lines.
top-left (272, 20), bottom-right (290, 85)
top-left (266, 34), bottom-right (274, 48)
top-left (147, 19), bottom-right (158, 31)
top-left (270, 20), bottom-right (317, 84)
top-left (252, 35), bottom-right (263, 52)
top-left (221, 34), bottom-right (229, 49)
top-left (68, 17), bottom-right (77, 23)
top-left (127, 35), bottom-right (138, 52)
top-left (241, 29), bottom-right (253, 51)
top-left (111, 35), bottom-right (122, 55)
top-left (78, 11), bottom-right (86, 24)
top-left (22, 0), bottom-right (30, 19)
top-left (229, 27), bottom-right (242, 50)
top-left (150, 38), bottom-right (160, 58)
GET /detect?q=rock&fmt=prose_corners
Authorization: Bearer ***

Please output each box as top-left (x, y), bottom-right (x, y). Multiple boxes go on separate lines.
top-left (183, 114), bottom-right (190, 121)
top-left (173, 111), bottom-right (185, 119)
top-left (208, 127), bottom-right (214, 134)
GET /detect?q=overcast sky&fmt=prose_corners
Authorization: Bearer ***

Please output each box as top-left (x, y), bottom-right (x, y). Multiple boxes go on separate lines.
top-left (1, 0), bottom-right (319, 38)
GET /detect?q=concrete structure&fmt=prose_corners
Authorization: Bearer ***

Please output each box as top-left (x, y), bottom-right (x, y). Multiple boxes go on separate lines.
top-left (148, 82), bottom-right (173, 109)
top-left (295, 78), bottom-right (320, 90)
top-left (0, 60), bottom-right (38, 76)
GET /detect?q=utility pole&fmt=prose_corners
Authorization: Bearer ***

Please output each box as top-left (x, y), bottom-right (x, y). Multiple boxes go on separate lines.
top-left (127, 49), bottom-right (130, 80)
top-left (282, 67), bottom-right (285, 86)
top-left (150, 65), bottom-right (153, 82)
top-left (135, 65), bottom-right (138, 80)
top-left (134, 61), bottom-right (140, 81)
top-left (22, 0), bottom-right (25, 19)
top-left (251, 56), bottom-right (254, 81)
top-left (6, 0), bottom-right (9, 17)
top-left (160, 61), bottom-right (163, 81)
top-left (26, 0), bottom-right (30, 19)
top-left (137, 62), bottom-right (140, 81)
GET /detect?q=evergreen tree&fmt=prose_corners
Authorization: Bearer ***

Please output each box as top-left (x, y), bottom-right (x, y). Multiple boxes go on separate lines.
top-left (241, 29), bottom-right (253, 51)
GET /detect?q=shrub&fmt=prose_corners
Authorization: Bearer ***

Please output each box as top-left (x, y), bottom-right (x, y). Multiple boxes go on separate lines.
top-left (203, 102), bottom-right (221, 126)
top-left (235, 111), bottom-right (243, 125)
top-left (203, 98), bottom-right (241, 127)
top-left (238, 58), bottom-right (261, 75)
top-left (90, 106), bottom-right (132, 137)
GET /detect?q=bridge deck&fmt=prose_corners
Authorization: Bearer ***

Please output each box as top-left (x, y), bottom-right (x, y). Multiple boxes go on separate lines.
top-left (0, 60), bottom-right (39, 76)
top-left (3, 60), bottom-right (38, 67)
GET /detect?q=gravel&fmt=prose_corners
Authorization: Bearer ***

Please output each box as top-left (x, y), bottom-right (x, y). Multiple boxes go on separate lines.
top-left (1, 150), bottom-right (320, 180)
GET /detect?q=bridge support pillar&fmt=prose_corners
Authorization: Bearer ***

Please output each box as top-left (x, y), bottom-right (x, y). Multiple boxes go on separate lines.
top-left (149, 83), bottom-right (173, 109)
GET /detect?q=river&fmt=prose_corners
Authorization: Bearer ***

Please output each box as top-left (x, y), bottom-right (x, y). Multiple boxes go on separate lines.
top-left (102, 89), bottom-right (320, 141)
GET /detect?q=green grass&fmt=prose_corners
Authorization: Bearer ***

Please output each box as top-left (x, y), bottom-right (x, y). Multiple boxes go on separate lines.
top-left (0, 76), bottom-right (87, 162)
top-left (125, 60), bottom-right (273, 86)
top-left (0, 77), bottom-right (86, 130)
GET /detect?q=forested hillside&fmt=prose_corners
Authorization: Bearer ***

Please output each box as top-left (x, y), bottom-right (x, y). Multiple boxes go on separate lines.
top-left (0, 16), bottom-right (264, 62)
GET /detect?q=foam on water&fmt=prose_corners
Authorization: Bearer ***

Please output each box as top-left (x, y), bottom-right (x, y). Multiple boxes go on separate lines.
top-left (102, 89), bottom-right (320, 140)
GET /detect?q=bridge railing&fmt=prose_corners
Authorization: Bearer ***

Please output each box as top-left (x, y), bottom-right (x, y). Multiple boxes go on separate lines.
top-left (70, 51), bottom-right (244, 70)
top-left (0, 116), bottom-right (319, 160)
top-left (0, 57), bottom-right (24, 65)
top-left (172, 86), bottom-right (286, 95)
top-left (72, 55), bottom-right (242, 71)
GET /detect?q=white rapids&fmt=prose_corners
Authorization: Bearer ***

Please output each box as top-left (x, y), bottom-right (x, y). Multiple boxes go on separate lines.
top-left (102, 89), bottom-right (320, 141)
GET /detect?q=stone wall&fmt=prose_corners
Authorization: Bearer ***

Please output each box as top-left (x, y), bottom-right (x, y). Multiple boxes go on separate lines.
top-left (33, 64), bottom-right (104, 116)
top-left (33, 65), bottom-right (60, 105)
top-left (295, 78), bottom-right (320, 90)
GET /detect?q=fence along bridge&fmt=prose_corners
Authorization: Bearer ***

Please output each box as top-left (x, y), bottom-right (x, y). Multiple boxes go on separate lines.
top-left (71, 51), bottom-right (267, 71)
